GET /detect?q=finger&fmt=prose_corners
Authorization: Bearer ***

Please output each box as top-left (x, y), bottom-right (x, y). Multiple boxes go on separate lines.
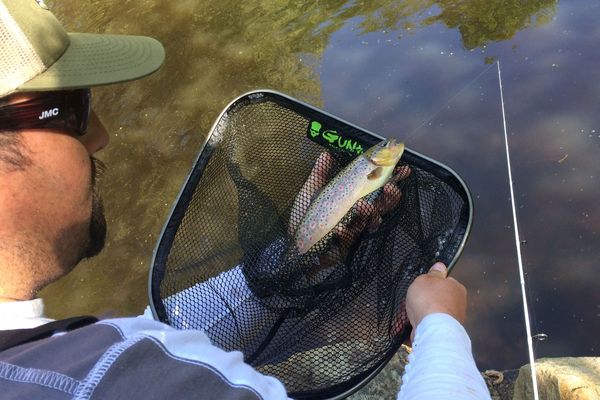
top-left (428, 262), bottom-right (448, 278)
top-left (310, 152), bottom-right (335, 185)
top-left (376, 183), bottom-right (402, 214)
top-left (367, 168), bottom-right (408, 226)
top-left (289, 152), bottom-right (335, 233)
top-left (333, 200), bottom-right (370, 255)
top-left (301, 152), bottom-right (335, 200)
top-left (361, 184), bottom-right (402, 232)
top-left (390, 165), bottom-right (412, 184)
top-left (353, 198), bottom-right (373, 228)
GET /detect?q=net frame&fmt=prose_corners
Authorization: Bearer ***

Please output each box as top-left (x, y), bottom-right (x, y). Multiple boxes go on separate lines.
top-left (148, 90), bottom-right (473, 399)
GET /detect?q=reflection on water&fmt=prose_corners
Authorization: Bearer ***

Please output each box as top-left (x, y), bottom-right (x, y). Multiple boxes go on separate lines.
top-left (40, 0), bottom-right (598, 371)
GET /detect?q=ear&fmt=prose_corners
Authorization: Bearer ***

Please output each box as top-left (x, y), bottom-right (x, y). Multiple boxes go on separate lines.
top-left (367, 166), bottom-right (382, 180)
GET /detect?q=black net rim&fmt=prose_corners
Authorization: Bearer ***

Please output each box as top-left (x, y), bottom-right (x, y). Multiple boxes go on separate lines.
top-left (147, 90), bottom-right (474, 399)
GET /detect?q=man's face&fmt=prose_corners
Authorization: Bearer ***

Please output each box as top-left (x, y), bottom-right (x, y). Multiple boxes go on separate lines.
top-left (2, 91), bottom-right (110, 271)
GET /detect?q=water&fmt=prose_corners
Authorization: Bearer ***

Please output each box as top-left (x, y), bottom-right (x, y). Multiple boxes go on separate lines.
top-left (40, 0), bottom-right (599, 371)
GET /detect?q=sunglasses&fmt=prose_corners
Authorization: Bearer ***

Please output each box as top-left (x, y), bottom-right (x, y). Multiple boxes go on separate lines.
top-left (0, 89), bottom-right (91, 136)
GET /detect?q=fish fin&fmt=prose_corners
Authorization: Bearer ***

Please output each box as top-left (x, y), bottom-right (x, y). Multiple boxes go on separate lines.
top-left (367, 167), bottom-right (383, 181)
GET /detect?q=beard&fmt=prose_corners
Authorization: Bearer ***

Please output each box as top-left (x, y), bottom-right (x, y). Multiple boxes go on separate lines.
top-left (82, 156), bottom-right (107, 259)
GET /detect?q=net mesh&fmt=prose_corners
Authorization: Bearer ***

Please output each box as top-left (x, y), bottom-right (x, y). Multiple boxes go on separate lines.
top-left (150, 92), bottom-right (471, 399)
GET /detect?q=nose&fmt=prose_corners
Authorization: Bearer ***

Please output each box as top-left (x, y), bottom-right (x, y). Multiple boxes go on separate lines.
top-left (78, 110), bottom-right (109, 154)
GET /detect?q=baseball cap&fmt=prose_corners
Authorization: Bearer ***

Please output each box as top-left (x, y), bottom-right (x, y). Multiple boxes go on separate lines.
top-left (0, 0), bottom-right (165, 97)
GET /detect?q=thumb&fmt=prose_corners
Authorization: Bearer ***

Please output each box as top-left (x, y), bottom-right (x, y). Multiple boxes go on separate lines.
top-left (428, 262), bottom-right (448, 278)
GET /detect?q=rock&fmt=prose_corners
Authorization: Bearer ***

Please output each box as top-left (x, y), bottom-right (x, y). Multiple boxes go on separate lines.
top-left (349, 345), bottom-right (411, 399)
top-left (338, 349), bottom-right (599, 400)
top-left (513, 357), bottom-right (600, 400)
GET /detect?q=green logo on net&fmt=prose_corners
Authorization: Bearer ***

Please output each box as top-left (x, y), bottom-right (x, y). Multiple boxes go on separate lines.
top-left (309, 121), bottom-right (364, 155)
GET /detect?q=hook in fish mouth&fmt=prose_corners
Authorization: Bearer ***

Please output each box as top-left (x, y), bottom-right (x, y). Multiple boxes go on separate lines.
top-left (379, 138), bottom-right (400, 147)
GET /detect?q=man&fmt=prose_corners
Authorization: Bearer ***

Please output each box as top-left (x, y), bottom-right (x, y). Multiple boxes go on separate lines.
top-left (0, 1), bottom-right (491, 398)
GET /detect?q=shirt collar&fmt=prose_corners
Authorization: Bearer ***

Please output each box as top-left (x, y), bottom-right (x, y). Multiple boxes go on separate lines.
top-left (0, 298), bottom-right (54, 330)
top-left (0, 298), bottom-right (46, 318)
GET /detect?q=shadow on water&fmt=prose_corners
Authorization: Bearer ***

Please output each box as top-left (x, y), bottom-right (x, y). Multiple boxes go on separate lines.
top-left (38, 0), bottom-right (599, 372)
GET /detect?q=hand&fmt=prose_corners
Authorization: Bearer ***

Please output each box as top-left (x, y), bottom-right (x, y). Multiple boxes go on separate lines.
top-left (405, 262), bottom-right (467, 340)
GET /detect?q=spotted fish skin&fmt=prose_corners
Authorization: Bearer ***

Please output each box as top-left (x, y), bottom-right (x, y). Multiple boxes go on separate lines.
top-left (295, 140), bottom-right (404, 254)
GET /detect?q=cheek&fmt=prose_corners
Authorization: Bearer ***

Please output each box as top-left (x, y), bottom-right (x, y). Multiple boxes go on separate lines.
top-left (55, 154), bottom-right (93, 210)
top-left (30, 137), bottom-right (94, 219)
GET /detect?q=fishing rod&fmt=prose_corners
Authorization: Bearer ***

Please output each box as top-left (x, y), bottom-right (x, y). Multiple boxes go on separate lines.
top-left (497, 60), bottom-right (539, 400)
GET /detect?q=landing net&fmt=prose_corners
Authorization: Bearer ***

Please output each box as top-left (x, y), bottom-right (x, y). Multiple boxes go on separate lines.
top-left (149, 91), bottom-right (472, 399)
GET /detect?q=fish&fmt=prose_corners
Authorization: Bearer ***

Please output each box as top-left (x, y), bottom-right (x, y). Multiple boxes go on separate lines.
top-left (295, 139), bottom-right (405, 254)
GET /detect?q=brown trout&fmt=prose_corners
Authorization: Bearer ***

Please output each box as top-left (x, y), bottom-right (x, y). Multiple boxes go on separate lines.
top-left (295, 140), bottom-right (405, 254)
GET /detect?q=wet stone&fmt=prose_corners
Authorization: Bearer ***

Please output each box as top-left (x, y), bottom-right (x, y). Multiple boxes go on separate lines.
top-left (513, 357), bottom-right (600, 400)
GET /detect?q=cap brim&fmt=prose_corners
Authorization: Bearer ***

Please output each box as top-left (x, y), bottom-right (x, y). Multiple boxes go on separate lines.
top-left (16, 32), bottom-right (165, 92)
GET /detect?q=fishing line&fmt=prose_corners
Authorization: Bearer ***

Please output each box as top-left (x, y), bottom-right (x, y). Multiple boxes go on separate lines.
top-left (405, 61), bottom-right (497, 141)
top-left (497, 60), bottom-right (539, 400)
